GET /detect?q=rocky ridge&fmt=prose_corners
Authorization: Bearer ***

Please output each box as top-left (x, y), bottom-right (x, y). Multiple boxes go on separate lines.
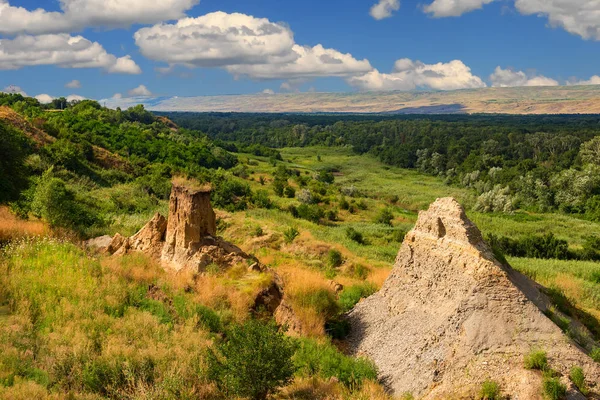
top-left (348, 197), bottom-right (600, 399)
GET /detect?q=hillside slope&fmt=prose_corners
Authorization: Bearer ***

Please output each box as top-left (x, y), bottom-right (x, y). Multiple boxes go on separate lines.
top-left (104, 85), bottom-right (600, 114)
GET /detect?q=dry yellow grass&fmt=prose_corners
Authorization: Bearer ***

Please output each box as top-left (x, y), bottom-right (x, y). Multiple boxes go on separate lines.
top-left (0, 207), bottom-right (47, 242)
top-left (276, 377), bottom-right (391, 400)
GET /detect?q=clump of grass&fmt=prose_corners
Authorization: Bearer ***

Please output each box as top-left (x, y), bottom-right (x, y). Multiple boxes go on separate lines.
top-left (326, 249), bottom-right (343, 269)
top-left (252, 225), bottom-right (264, 237)
top-left (524, 349), bottom-right (548, 371)
top-left (542, 376), bottom-right (566, 400)
top-left (479, 380), bottom-right (500, 400)
top-left (400, 393), bottom-right (414, 400)
top-left (569, 366), bottom-right (588, 395)
top-left (293, 338), bottom-right (377, 389)
top-left (284, 227), bottom-right (300, 244)
top-left (338, 283), bottom-right (377, 313)
top-left (590, 347), bottom-right (600, 362)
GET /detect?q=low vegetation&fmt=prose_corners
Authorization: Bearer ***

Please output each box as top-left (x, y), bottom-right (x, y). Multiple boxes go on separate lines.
top-left (479, 380), bottom-right (501, 400)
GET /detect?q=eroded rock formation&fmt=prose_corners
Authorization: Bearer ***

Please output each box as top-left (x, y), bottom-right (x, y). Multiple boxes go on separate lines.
top-left (107, 183), bottom-right (249, 272)
top-left (348, 197), bottom-right (599, 398)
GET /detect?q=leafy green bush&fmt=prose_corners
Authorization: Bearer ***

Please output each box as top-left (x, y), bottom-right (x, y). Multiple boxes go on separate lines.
top-left (207, 319), bottom-right (296, 400)
top-left (346, 227), bottom-right (365, 244)
top-left (569, 366), bottom-right (588, 395)
top-left (252, 189), bottom-right (273, 209)
top-left (283, 186), bottom-right (296, 198)
top-left (479, 380), bottom-right (500, 400)
top-left (524, 349), bottom-right (548, 371)
top-left (290, 204), bottom-right (325, 223)
top-left (375, 208), bottom-right (394, 226)
top-left (327, 249), bottom-right (343, 268)
top-left (293, 338), bottom-right (377, 388)
top-left (590, 347), bottom-right (600, 362)
top-left (284, 227), bottom-right (300, 244)
top-left (542, 376), bottom-right (566, 400)
top-left (338, 283), bottom-right (377, 313)
top-left (31, 169), bottom-right (102, 235)
top-left (0, 121), bottom-right (32, 204)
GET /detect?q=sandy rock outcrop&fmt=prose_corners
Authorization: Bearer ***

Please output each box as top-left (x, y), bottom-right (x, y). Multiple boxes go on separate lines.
top-left (108, 183), bottom-right (249, 272)
top-left (348, 197), bottom-right (599, 399)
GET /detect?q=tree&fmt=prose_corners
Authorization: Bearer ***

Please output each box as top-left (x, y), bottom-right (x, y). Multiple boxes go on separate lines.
top-left (207, 319), bottom-right (297, 400)
top-left (0, 122), bottom-right (32, 203)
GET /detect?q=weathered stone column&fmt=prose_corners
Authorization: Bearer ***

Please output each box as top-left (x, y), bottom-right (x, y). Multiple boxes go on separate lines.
top-left (161, 183), bottom-right (216, 270)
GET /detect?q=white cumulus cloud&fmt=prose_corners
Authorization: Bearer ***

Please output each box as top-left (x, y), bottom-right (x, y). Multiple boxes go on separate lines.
top-left (127, 85), bottom-right (152, 97)
top-left (134, 11), bottom-right (371, 81)
top-left (568, 75), bottom-right (600, 86)
top-left (0, 34), bottom-right (141, 74)
top-left (370, 0), bottom-right (400, 20)
top-left (0, 0), bottom-right (199, 35)
top-left (423, 0), bottom-right (495, 17)
top-left (348, 58), bottom-right (486, 91)
top-left (490, 66), bottom-right (559, 87)
top-left (514, 0), bottom-right (600, 40)
top-left (35, 93), bottom-right (54, 103)
top-left (226, 44), bottom-right (372, 80)
top-left (66, 94), bottom-right (86, 101)
top-left (65, 79), bottom-right (81, 88)
top-left (261, 89), bottom-right (275, 95)
top-left (2, 85), bottom-right (26, 95)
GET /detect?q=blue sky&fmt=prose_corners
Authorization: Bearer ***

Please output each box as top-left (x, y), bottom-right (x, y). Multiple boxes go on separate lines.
top-left (0, 0), bottom-right (598, 101)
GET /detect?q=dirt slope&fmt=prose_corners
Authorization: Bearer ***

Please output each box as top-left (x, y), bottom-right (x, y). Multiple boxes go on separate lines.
top-left (348, 198), bottom-right (600, 399)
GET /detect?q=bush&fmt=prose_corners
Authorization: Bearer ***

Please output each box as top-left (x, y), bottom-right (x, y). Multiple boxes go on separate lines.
top-left (590, 347), bottom-right (600, 362)
top-left (338, 283), bottom-right (377, 313)
top-left (283, 185), bottom-right (296, 198)
top-left (524, 349), bottom-right (548, 371)
top-left (375, 208), bottom-right (394, 226)
top-left (327, 249), bottom-right (343, 268)
top-left (542, 376), bottom-right (566, 400)
top-left (31, 169), bottom-right (102, 234)
top-left (252, 189), bottom-right (273, 209)
top-left (569, 366), bottom-right (588, 395)
top-left (290, 204), bottom-right (325, 223)
top-left (284, 227), bottom-right (300, 244)
top-left (0, 121), bottom-right (32, 203)
top-left (346, 227), bottom-right (365, 244)
top-left (479, 380), bottom-right (500, 400)
top-left (293, 338), bottom-right (377, 388)
top-left (207, 319), bottom-right (296, 400)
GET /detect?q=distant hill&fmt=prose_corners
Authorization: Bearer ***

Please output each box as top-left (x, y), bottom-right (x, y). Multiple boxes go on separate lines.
top-left (104, 85), bottom-right (600, 114)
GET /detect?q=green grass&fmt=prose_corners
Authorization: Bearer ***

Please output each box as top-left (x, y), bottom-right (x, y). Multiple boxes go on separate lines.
top-left (524, 349), bottom-right (548, 371)
top-left (479, 380), bottom-right (501, 400)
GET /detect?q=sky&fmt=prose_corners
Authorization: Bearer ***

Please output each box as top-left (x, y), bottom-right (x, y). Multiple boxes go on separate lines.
top-left (1, 0), bottom-right (600, 102)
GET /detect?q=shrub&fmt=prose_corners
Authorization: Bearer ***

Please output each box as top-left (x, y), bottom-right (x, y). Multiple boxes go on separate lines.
top-left (31, 169), bottom-right (102, 234)
top-left (294, 204), bottom-right (325, 223)
top-left (252, 225), bottom-right (264, 237)
top-left (348, 264), bottom-right (369, 280)
top-left (569, 366), bottom-right (588, 395)
top-left (542, 377), bottom-right (566, 400)
top-left (338, 283), bottom-right (377, 313)
top-left (375, 208), bottom-right (394, 226)
top-left (207, 319), bottom-right (296, 400)
top-left (524, 349), bottom-right (548, 371)
top-left (293, 338), bottom-right (377, 388)
top-left (590, 347), bottom-right (600, 362)
top-left (346, 227), bottom-right (365, 244)
top-left (283, 185), bottom-right (296, 198)
top-left (284, 227), bottom-right (300, 244)
top-left (297, 189), bottom-right (314, 204)
top-left (252, 189), bottom-right (273, 209)
top-left (339, 196), bottom-right (350, 210)
top-left (327, 249), bottom-right (343, 268)
top-left (479, 380), bottom-right (500, 400)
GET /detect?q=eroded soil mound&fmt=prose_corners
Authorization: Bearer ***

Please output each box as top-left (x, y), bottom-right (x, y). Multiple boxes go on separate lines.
top-left (348, 197), bottom-right (600, 398)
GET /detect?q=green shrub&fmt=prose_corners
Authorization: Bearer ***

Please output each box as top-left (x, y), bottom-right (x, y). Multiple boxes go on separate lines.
top-left (338, 283), bottom-right (377, 313)
top-left (293, 338), bottom-right (377, 388)
top-left (348, 264), bottom-right (369, 280)
top-left (542, 376), bottom-right (566, 400)
top-left (252, 189), bottom-right (273, 209)
top-left (375, 208), bottom-right (394, 226)
top-left (524, 349), bottom-right (548, 370)
top-left (207, 319), bottom-right (296, 400)
top-left (346, 227), bottom-right (365, 244)
top-left (327, 249), bottom-right (343, 268)
top-left (569, 366), bottom-right (588, 395)
top-left (283, 186), bottom-right (296, 198)
top-left (31, 169), bottom-right (102, 235)
top-left (284, 227), bottom-right (300, 244)
top-left (252, 225), bottom-right (264, 237)
top-left (479, 380), bottom-right (500, 400)
top-left (590, 347), bottom-right (600, 362)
